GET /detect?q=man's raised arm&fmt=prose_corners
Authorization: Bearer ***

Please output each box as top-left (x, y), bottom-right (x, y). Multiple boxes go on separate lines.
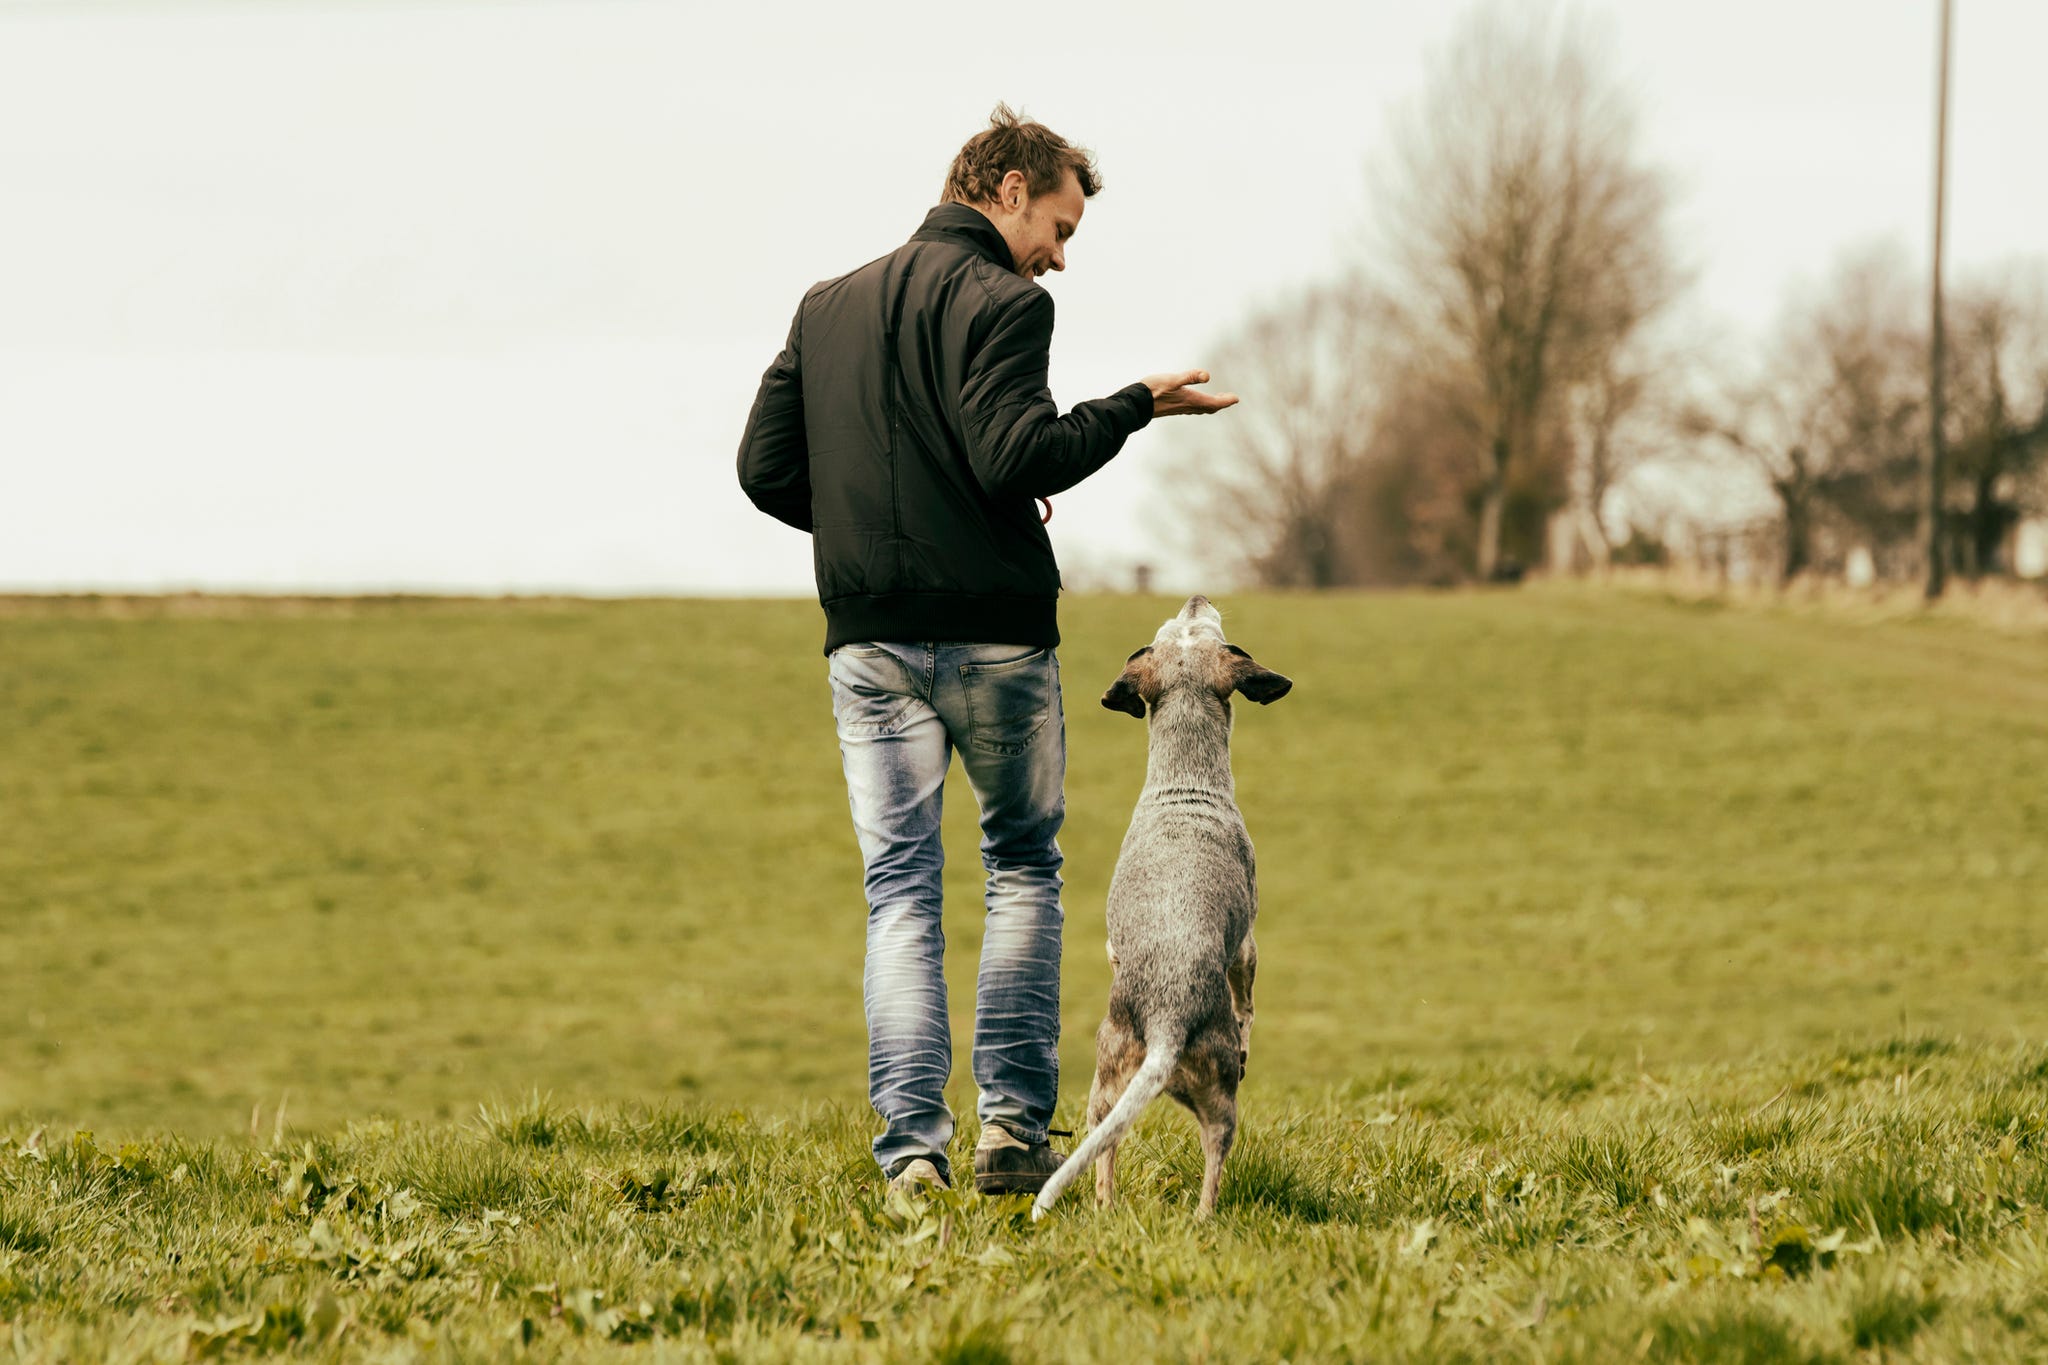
top-left (960, 289), bottom-right (1239, 501)
top-left (959, 289), bottom-right (1152, 501)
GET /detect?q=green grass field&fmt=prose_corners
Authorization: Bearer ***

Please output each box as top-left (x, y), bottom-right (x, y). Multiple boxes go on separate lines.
top-left (4, 586), bottom-right (2047, 1360)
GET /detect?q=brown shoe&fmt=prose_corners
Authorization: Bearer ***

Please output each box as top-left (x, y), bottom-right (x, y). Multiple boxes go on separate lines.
top-left (972, 1123), bottom-right (1066, 1196)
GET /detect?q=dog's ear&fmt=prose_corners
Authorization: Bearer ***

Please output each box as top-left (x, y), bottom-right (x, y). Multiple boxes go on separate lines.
top-left (1101, 649), bottom-right (1152, 718)
top-left (1228, 649), bottom-right (1293, 705)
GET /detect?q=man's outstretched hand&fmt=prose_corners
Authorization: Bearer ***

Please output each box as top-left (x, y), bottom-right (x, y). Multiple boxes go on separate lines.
top-left (1143, 369), bottom-right (1240, 419)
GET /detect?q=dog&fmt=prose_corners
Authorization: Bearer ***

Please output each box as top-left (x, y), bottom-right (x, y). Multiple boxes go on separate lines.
top-left (1031, 595), bottom-right (1291, 1219)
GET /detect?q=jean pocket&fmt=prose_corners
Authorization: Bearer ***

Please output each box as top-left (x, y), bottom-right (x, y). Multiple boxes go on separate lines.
top-left (959, 648), bottom-right (1053, 756)
top-left (830, 647), bottom-right (919, 735)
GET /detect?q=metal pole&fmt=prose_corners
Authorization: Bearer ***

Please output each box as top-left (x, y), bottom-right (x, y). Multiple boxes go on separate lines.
top-left (1925, 0), bottom-right (1952, 600)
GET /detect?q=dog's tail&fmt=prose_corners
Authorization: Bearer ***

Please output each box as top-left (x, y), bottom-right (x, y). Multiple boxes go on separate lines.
top-left (1031, 1040), bottom-right (1178, 1219)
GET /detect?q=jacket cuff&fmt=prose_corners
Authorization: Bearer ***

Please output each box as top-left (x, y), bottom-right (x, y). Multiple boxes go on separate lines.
top-left (1118, 380), bottom-right (1154, 431)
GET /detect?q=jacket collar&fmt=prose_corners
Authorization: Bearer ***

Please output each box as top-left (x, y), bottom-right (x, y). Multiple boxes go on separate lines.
top-left (911, 202), bottom-right (1016, 275)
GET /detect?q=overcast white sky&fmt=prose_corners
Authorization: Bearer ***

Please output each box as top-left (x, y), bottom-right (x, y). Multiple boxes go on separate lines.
top-left (1, 0), bottom-right (2041, 594)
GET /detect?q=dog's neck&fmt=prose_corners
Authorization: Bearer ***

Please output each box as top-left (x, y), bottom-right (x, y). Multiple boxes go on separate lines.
top-left (1140, 687), bottom-right (1236, 801)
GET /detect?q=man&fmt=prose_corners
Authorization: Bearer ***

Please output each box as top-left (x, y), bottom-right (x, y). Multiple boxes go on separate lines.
top-left (736, 104), bottom-right (1236, 1197)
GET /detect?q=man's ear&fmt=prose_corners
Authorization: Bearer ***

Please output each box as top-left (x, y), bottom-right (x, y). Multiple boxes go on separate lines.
top-left (1232, 657), bottom-right (1293, 705)
top-left (1101, 655), bottom-right (1150, 718)
top-left (997, 168), bottom-right (1029, 212)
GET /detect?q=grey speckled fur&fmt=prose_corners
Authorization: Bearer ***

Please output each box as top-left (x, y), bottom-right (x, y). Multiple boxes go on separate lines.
top-left (1032, 596), bottom-right (1291, 1219)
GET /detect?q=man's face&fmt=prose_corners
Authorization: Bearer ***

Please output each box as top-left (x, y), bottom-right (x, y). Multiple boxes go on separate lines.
top-left (990, 168), bottom-right (1084, 281)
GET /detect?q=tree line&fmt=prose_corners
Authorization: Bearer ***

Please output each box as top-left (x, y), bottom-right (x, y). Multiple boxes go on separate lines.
top-left (1168, 3), bottom-right (2048, 590)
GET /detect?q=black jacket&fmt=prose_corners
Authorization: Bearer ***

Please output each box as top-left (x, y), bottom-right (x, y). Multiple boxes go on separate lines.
top-left (737, 203), bottom-right (1153, 654)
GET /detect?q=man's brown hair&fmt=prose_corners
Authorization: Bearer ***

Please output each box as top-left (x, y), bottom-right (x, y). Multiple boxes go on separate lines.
top-left (941, 102), bottom-right (1101, 206)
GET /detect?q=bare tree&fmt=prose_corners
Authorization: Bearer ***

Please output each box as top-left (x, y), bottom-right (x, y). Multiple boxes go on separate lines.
top-left (1681, 392), bottom-right (1827, 583)
top-left (1373, 1), bottom-right (1676, 580)
top-left (1942, 269), bottom-right (2048, 576)
top-left (1558, 332), bottom-right (1690, 569)
top-left (1163, 278), bottom-right (1389, 588)
top-left (1345, 358), bottom-right (1491, 585)
top-left (1685, 248), bottom-right (1922, 582)
top-left (1809, 259), bottom-right (1926, 571)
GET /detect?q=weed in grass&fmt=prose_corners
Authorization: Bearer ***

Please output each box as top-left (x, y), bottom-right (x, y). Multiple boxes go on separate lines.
top-left (600, 1159), bottom-right (722, 1213)
top-left (387, 1136), bottom-right (549, 1216)
top-left (0, 1194), bottom-right (53, 1254)
top-left (1806, 1143), bottom-right (1972, 1243)
top-left (479, 1092), bottom-right (581, 1150)
top-left (585, 1104), bottom-right (732, 1158)
top-left (1761, 1221), bottom-right (1822, 1278)
top-left (1971, 1087), bottom-right (2048, 1150)
top-left (1216, 1138), bottom-right (1354, 1223)
top-left (1358, 1128), bottom-right (1455, 1223)
top-left (44, 1130), bottom-right (163, 1200)
top-left (1699, 1104), bottom-right (1821, 1164)
top-left (1554, 1131), bottom-right (1667, 1211)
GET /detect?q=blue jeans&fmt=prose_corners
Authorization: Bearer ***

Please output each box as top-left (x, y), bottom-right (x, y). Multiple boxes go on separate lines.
top-left (828, 640), bottom-right (1066, 1182)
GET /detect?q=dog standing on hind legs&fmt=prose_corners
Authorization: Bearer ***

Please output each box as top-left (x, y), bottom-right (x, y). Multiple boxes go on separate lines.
top-left (1031, 596), bottom-right (1291, 1220)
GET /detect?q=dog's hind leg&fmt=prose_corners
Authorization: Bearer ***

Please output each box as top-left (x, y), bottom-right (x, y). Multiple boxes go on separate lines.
top-left (1087, 1015), bottom-right (1144, 1206)
top-left (1086, 1066), bottom-right (1119, 1206)
top-left (1192, 1046), bottom-right (1240, 1219)
top-left (1227, 933), bottom-right (1257, 1075)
